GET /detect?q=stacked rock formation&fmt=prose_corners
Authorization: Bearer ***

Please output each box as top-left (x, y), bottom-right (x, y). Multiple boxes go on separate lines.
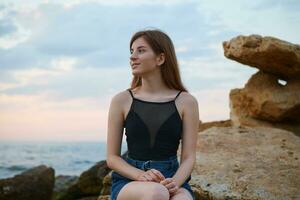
top-left (223, 35), bottom-right (300, 135)
top-left (0, 165), bottom-right (55, 200)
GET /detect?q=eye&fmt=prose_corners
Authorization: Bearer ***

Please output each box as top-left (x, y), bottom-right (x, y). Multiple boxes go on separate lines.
top-left (138, 49), bottom-right (145, 53)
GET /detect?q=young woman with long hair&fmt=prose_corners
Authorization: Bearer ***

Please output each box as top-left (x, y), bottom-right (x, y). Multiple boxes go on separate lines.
top-left (106, 29), bottom-right (199, 200)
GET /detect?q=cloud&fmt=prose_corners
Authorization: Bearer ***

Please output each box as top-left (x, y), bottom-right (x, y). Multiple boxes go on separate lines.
top-left (0, 57), bottom-right (76, 91)
top-left (0, 92), bottom-right (110, 141)
top-left (0, 0), bottom-right (299, 141)
top-left (195, 1), bottom-right (300, 43)
top-left (0, 1), bottom-right (216, 70)
top-left (0, 19), bottom-right (17, 37)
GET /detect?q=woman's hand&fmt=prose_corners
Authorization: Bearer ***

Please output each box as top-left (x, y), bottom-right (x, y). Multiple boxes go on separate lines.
top-left (160, 178), bottom-right (179, 196)
top-left (137, 169), bottom-right (165, 182)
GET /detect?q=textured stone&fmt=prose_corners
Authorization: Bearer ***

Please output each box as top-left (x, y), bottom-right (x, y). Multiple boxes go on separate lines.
top-left (198, 120), bottom-right (231, 132)
top-left (53, 160), bottom-right (110, 200)
top-left (52, 175), bottom-right (79, 200)
top-left (76, 197), bottom-right (99, 200)
top-left (223, 34), bottom-right (300, 80)
top-left (97, 195), bottom-right (110, 200)
top-left (100, 171), bottom-right (112, 196)
top-left (191, 126), bottom-right (300, 200)
top-left (230, 71), bottom-right (300, 135)
top-left (0, 165), bottom-right (55, 200)
top-left (78, 160), bottom-right (110, 195)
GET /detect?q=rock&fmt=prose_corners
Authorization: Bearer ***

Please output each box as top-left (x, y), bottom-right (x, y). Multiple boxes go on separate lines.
top-left (78, 160), bottom-right (110, 195)
top-left (99, 152), bottom-right (128, 196)
top-left (230, 71), bottom-right (300, 135)
top-left (0, 165), bottom-right (55, 200)
top-left (198, 120), bottom-right (232, 132)
top-left (100, 171), bottom-right (112, 196)
top-left (52, 175), bottom-right (79, 200)
top-left (97, 195), bottom-right (110, 200)
top-left (223, 34), bottom-right (300, 80)
top-left (53, 161), bottom-right (110, 200)
top-left (76, 197), bottom-right (99, 200)
top-left (191, 126), bottom-right (300, 200)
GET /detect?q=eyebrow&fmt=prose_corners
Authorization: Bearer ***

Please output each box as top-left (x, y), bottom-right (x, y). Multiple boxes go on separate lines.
top-left (130, 46), bottom-right (147, 51)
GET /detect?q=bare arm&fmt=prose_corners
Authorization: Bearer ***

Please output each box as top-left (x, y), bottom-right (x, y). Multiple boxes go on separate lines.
top-left (172, 94), bottom-right (199, 187)
top-left (106, 92), bottom-right (145, 180)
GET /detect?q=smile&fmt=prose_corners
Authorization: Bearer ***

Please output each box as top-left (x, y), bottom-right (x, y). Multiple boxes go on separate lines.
top-left (132, 63), bottom-right (140, 68)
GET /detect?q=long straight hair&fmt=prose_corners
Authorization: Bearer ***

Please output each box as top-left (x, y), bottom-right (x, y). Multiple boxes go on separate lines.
top-left (128, 29), bottom-right (188, 92)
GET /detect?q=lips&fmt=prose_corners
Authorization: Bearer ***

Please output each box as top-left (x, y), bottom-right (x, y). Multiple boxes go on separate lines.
top-left (132, 63), bottom-right (140, 68)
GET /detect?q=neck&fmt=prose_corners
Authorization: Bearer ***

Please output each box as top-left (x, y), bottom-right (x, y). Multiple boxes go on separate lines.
top-left (139, 69), bottom-right (169, 94)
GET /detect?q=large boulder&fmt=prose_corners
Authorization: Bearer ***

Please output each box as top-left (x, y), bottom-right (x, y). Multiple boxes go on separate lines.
top-left (0, 165), bottom-right (55, 200)
top-left (52, 175), bottom-right (79, 200)
top-left (191, 126), bottom-right (300, 200)
top-left (77, 160), bottom-right (110, 195)
top-left (53, 161), bottom-right (110, 200)
top-left (230, 71), bottom-right (300, 135)
top-left (223, 34), bottom-right (300, 80)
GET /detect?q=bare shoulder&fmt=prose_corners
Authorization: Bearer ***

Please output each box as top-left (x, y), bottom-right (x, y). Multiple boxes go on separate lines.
top-left (110, 89), bottom-right (132, 119)
top-left (175, 91), bottom-right (199, 120)
top-left (110, 89), bottom-right (131, 104)
top-left (178, 91), bottom-right (199, 107)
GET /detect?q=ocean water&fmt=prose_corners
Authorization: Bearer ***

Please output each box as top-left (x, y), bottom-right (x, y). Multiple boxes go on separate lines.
top-left (0, 141), bottom-right (127, 179)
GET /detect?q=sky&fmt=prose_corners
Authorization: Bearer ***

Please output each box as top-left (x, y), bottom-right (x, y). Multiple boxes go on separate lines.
top-left (0, 0), bottom-right (299, 142)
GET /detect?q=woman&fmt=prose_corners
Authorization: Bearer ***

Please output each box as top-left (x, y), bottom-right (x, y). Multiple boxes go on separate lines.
top-left (106, 29), bottom-right (199, 200)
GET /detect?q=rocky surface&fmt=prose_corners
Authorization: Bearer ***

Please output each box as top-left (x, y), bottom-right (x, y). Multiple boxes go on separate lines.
top-left (0, 165), bottom-right (55, 200)
top-left (76, 197), bottom-right (99, 200)
top-left (97, 195), bottom-right (110, 200)
top-left (223, 34), bottom-right (300, 80)
top-left (52, 175), bottom-right (79, 200)
top-left (191, 126), bottom-right (300, 200)
top-left (53, 160), bottom-right (110, 200)
top-left (231, 71), bottom-right (300, 122)
top-left (230, 71), bottom-right (300, 135)
top-left (100, 171), bottom-right (112, 196)
top-left (198, 119), bottom-right (231, 132)
top-left (224, 34), bottom-right (300, 136)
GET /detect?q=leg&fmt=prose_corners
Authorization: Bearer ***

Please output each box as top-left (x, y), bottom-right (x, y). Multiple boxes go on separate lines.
top-left (170, 188), bottom-right (193, 200)
top-left (117, 181), bottom-right (170, 200)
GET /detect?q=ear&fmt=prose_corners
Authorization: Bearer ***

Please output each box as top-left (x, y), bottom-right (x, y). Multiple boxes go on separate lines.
top-left (156, 53), bottom-right (165, 66)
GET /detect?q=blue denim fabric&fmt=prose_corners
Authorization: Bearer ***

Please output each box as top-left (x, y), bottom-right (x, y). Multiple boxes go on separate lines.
top-left (110, 155), bottom-right (195, 200)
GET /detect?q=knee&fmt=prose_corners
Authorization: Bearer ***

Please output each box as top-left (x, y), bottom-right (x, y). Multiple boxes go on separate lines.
top-left (143, 184), bottom-right (169, 200)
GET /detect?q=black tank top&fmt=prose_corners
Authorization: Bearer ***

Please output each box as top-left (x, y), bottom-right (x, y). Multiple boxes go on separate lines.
top-left (124, 89), bottom-right (183, 161)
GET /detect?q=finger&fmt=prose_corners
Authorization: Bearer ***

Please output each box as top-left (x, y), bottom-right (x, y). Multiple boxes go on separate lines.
top-left (140, 176), bottom-right (148, 181)
top-left (160, 178), bottom-right (172, 185)
top-left (147, 170), bottom-right (160, 182)
top-left (169, 185), bottom-right (179, 194)
top-left (148, 170), bottom-right (162, 182)
top-left (151, 169), bottom-right (165, 181)
top-left (144, 174), bottom-right (153, 181)
top-left (165, 181), bottom-right (176, 190)
top-left (137, 174), bottom-right (145, 181)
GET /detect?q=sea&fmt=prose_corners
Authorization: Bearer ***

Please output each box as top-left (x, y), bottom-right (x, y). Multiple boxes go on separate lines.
top-left (0, 141), bottom-right (127, 179)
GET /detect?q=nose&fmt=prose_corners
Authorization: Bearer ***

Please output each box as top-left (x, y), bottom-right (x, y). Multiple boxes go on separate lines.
top-left (130, 51), bottom-right (138, 61)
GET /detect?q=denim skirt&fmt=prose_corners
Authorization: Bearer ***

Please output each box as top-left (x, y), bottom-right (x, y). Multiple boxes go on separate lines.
top-left (110, 155), bottom-right (195, 200)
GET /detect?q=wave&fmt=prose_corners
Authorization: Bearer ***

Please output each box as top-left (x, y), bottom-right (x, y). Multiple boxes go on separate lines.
top-left (6, 165), bottom-right (28, 171)
top-left (73, 160), bottom-right (93, 164)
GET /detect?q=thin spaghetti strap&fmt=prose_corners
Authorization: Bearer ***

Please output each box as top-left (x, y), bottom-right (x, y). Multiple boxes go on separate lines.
top-left (127, 89), bottom-right (135, 99)
top-left (174, 91), bottom-right (182, 101)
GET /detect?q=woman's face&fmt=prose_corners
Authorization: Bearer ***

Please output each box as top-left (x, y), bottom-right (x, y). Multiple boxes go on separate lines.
top-left (130, 37), bottom-right (163, 76)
